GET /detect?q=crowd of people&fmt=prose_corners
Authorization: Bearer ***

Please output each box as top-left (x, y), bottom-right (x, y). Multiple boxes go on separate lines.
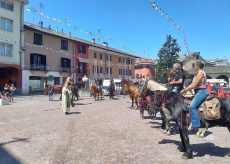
top-left (0, 83), bottom-right (16, 102)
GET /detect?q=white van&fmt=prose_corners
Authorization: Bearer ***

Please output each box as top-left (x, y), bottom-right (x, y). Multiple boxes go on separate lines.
top-left (102, 79), bottom-right (121, 96)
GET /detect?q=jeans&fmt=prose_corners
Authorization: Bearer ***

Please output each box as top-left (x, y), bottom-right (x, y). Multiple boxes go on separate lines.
top-left (190, 89), bottom-right (209, 128)
top-left (49, 94), bottom-right (53, 101)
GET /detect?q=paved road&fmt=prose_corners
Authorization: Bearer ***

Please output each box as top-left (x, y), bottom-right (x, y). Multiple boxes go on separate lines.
top-left (0, 95), bottom-right (229, 164)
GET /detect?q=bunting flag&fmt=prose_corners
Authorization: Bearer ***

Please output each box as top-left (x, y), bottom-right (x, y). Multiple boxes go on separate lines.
top-left (24, 6), bottom-right (136, 55)
top-left (149, 0), bottom-right (190, 53)
top-left (0, 38), bottom-right (136, 66)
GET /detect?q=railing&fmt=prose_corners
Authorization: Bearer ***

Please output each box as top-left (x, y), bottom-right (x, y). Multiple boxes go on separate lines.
top-left (78, 69), bottom-right (89, 74)
top-left (30, 64), bottom-right (49, 71)
top-left (60, 67), bottom-right (75, 73)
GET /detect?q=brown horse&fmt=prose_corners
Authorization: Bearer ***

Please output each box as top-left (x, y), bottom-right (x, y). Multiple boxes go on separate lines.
top-left (91, 84), bottom-right (103, 101)
top-left (121, 79), bottom-right (140, 109)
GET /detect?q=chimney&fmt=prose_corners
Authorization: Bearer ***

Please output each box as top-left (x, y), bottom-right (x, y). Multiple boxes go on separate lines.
top-left (61, 29), bottom-right (63, 34)
top-left (92, 38), bottom-right (96, 44)
top-left (56, 27), bottom-right (58, 32)
top-left (48, 25), bottom-right (51, 30)
top-left (69, 32), bottom-right (71, 38)
top-left (102, 42), bottom-right (108, 47)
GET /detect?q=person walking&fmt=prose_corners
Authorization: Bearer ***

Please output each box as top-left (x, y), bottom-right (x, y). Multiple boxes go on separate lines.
top-left (180, 60), bottom-right (209, 130)
top-left (48, 85), bottom-right (54, 101)
top-left (9, 83), bottom-right (16, 102)
top-left (62, 82), bottom-right (72, 115)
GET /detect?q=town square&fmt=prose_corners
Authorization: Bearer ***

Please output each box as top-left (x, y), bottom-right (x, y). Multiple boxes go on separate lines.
top-left (1, 0), bottom-right (230, 163)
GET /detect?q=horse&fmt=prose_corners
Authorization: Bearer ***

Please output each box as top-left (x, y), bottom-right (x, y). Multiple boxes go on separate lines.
top-left (121, 79), bottom-right (140, 109)
top-left (53, 84), bottom-right (79, 101)
top-left (108, 83), bottom-right (115, 99)
top-left (90, 84), bottom-right (103, 101)
top-left (141, 81), bottom-right (230, 159)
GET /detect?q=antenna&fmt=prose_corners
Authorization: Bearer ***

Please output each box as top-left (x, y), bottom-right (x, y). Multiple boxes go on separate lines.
top-left (39, 2), bottom-right (44, 22)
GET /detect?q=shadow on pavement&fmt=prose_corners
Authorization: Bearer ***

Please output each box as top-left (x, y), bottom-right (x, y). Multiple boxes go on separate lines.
top-left (0, 137), bottom-right (30, 164)
top-left (68, 112), bottom-right (81, 115)
top-left (158, 139), bottom-right (230, 158)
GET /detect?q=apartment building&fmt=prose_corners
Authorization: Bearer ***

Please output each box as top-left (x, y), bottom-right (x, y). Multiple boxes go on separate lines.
top-left (23, 23), bottom-right (74, 94)
top-left (135, 58), bottom-right (156, 79)
top-left (88, 43), bottom-right (137, 84)
top-left (0, 0), bottom-right (28, 91)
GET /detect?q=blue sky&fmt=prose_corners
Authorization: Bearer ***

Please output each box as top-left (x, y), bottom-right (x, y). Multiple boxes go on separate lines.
top-left (24, 0), bottom-right (230, 61)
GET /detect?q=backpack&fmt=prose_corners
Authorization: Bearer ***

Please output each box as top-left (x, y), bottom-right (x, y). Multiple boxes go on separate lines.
top-left (203, 98), bottom-right (221, 120)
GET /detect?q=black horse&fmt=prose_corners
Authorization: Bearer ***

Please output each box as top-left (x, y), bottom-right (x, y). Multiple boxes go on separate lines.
top-left (108, 83), bottom-right (115, 99)
top-left (141, 81), bottom-right (230, 159)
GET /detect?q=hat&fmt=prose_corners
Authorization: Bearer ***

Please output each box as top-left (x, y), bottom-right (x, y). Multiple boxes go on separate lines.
top-left (183, 90), bottom-right (194, 98)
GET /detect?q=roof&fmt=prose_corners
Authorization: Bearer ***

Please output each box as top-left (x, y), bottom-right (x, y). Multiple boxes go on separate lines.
top-left (135, 58), bottom-right (157, 65)
top-left (24, 22), bottom-right (140, 59)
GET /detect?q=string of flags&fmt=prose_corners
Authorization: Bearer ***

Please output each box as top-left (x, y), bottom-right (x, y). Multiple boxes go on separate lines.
top-left (0, 38), bottom-right (134, 67)
top-left (149, 0), bottom-right (190, 53)
top-left (25, 7), bottom-right (136, 55)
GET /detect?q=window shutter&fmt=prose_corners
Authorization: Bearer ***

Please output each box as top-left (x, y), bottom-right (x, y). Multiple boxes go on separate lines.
top-left (42, 55), bottom-right (46, 66)
top-left (30, 54), bottom-right (34, 65)
top-left (68, 59), bottom-right (71, 67)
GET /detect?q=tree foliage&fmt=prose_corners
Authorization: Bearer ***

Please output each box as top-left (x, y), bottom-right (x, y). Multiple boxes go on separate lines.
top-left (154, 35), bottom-right (181, 84)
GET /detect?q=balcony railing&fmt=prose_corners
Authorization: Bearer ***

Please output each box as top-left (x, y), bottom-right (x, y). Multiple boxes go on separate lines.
top-left (60, 67), bottom-right (75, 73)
top-left (78, 68), bottom-right (89, 74)
top-left (30, 64), bottom-right (49, 71)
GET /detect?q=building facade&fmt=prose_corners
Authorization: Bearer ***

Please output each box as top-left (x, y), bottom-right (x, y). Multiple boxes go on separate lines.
top-left (88, 44), bottom-right (136, 84)
top-left (0, 0), bottom-right (28, 91)
top-left (23, 23), bottom-right (74, 94)
top-left (135, 58), bottom-right (156, 80)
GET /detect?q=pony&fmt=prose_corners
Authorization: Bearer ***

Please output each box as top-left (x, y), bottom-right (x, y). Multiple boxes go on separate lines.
top-left (90, 83), bottom-right (103, 101)
top-left (121, 79), bottom-right (140, 109)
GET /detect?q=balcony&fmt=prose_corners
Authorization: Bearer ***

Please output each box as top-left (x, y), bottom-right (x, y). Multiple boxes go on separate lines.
top-left (30, 64), bottom-right (49, 71)
top-left (60, 67), bottom-right (75, 73)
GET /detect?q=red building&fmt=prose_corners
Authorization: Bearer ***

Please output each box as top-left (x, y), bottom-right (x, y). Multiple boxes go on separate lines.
top-left (74, 42), bottom-right (90, 82)
top-left (135, 58), bottom-right (156, 80)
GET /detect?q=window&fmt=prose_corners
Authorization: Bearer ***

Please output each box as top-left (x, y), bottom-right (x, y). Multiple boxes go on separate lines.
top-left (110, 56), bottom-right (112, 62)
top-left (106, 67), bottom-right (109, 74)
top-left (106, 55), bottom-right (108, 61)
top-left (100, 66), bottom-right (103, 73)
top-left (110, 67), bottom-right (112, 74)
top-left (92, 65), bottom-right (94, 73)
top-left (100, 54), bottom-right (102, 60)
top-left (61, 58), bottom-right (71, 68)
top-left (0, 42), bottom-right (13, 56)
top-left (78, 45), bottom-right (86, 53)
top-left (61, 39), bottom-right (68, 50)
top-left (129, 70), bottom-right (132, 76)
top-left (0, 17), bottom-right (13, 32)
top-left (119, 58), bottom-right (121, 63)
top-left (34, 33), bottom-right (42, 45)
top-left (146, 65), bottom-right (150, 68)
top-left (94, 52), bottom-right (97, 59)
top-left (0, 0), bottom-right (13, 11)
top-left (30, 53), bottom-right (46, 70)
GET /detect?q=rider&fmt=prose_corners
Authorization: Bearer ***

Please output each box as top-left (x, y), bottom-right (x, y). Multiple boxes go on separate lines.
top-left (168, 63), bottom-right (184, 94)
top-left (180, 60), bottom-right (209, 130)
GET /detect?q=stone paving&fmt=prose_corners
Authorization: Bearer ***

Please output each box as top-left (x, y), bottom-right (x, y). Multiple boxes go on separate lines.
top-left (0, 95), bottom-right (230, 164)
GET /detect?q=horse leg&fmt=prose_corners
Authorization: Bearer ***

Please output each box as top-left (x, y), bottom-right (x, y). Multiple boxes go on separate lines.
top-left (131, 97), bottom-right (134, 108)
top-left (159, 108), bottom-right (166, 129)
top-left (178, 111), bottom-right (193, 159)
top-left (135, 97), bottom-right (138, 110)
top-left (228, 123), bottom-right (230, 132)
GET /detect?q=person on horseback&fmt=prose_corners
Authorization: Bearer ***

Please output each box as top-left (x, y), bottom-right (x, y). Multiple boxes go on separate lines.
top-left (180, 60), bottom-right (209, 130)
top-left (168, 63), bottom-right (184, 94)
top-left (109, 78), bottom-right (115, 99)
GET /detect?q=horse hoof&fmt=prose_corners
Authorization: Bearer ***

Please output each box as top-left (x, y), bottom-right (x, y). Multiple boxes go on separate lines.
top-left (177, 146), bottom-right (185, 152)
top-left (182, 152), bottom-right (193, 159)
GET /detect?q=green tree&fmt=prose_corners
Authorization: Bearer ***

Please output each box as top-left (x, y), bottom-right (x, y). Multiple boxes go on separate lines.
top-left (154, 35), bottom-right (181, 84)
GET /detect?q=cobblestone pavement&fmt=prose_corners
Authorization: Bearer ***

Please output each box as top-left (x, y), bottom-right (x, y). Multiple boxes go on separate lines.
top-left (0, 95), bottom-right (229, 164)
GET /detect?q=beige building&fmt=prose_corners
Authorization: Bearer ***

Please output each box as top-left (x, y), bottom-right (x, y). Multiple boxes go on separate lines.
top-left (0, 0), bottom-right (28, 90)
top-left (88, 44), bottom-right (136, 84)
top-left (23, 23), bottom-right (74, 94)
top-left (23, 23), bottom-right (138, 93)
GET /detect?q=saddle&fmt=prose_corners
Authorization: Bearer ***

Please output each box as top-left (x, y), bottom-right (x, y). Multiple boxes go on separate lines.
top-left (203, 96), bottom-right (221, 120)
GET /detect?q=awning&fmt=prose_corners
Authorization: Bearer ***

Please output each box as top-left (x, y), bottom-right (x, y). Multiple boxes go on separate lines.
top-left (78, 58), bottom-right (89, 63)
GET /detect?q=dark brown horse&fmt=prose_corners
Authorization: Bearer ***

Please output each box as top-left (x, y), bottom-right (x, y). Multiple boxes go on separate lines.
top-left (90, 84), bottom-right (103, 101)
